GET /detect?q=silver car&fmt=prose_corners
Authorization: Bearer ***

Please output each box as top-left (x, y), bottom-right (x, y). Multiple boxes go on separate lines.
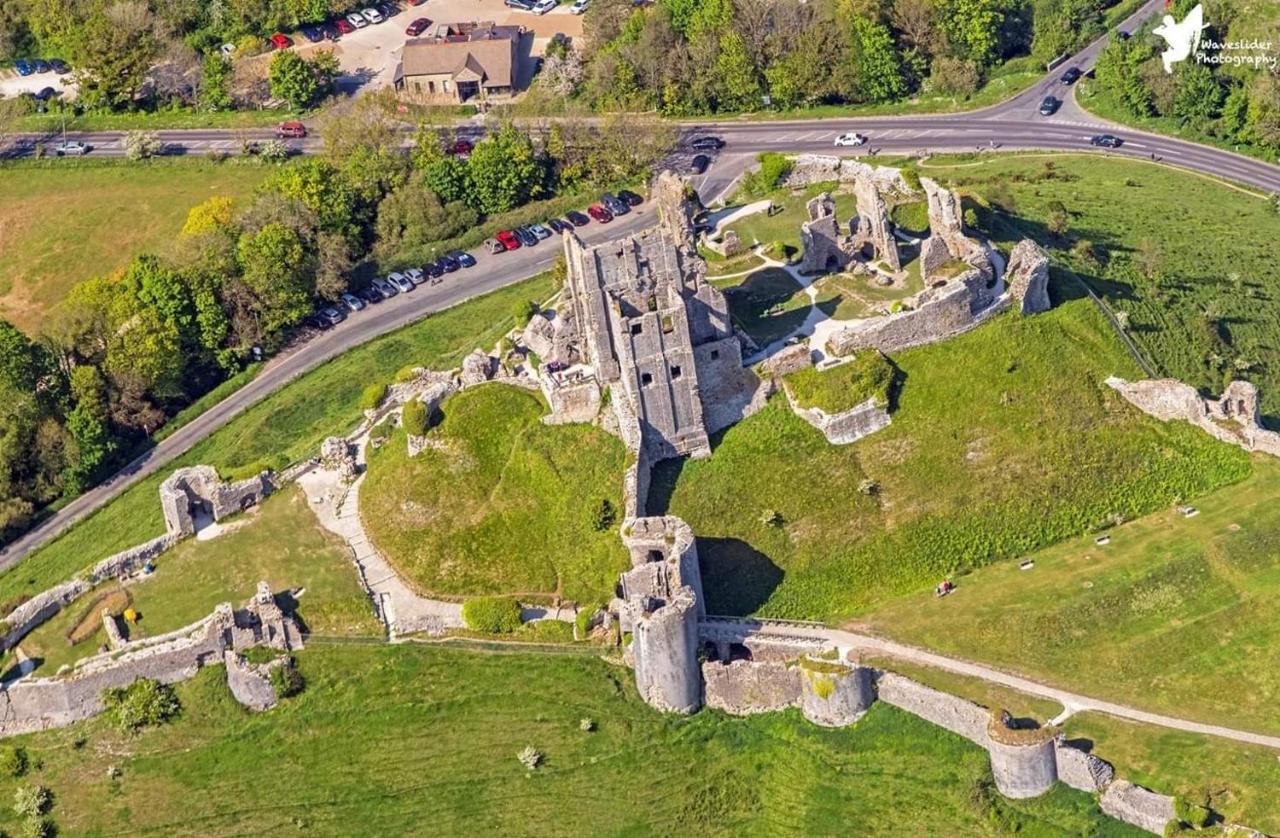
top-left (405, 267), bottom-right (425, 285)
top-left (55, 141), bottom-right (90, 156)
top-left (340, 293), bottom-right (365, 312)
top-left (372, 278), bottom-right (397, 298)
top-left (387, 272), bottom-right (415, 293)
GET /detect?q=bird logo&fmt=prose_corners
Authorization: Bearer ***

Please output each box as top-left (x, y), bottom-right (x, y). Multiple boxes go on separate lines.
top-left (1152, 4), bottom-right (1207, 73)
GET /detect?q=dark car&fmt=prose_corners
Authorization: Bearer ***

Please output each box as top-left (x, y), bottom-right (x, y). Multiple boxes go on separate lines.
top-left (1038, 95), bottom-right (1060, 116)
top-left (423, 260), bottom-right (444, 279)
top-left (515, 226), bottom-right (540, 247)
top-left (601, 193), bottom-right (630, 215)
top-left (566, 210), bottom-right (590, 227)
top-left (48, 59), bottom-right (70, 74)
top-left (318, 306), bottom-right (346, 327)
top-left (1059, 66), bottom-right (1082, 85)
top-left (301, 27), bottom-right (324, 43)
top-left (690, 135), bottom-right (724, 150)
top-left (358, 286), bottom-right (383, 305)
top-left (505, 0), bottom-right (534, 8)
top-left (1115, 30), bottom-right (1130, 40)
top-left (378, 2), bottom-right (400, 16)
top-left (617, 189), bottom-right (643, 207)
top-left (1090, 133), bottom-right (1123, 148)
top-left (438, 254), bottom-right (460, 272)
top-left (449, 249), bottom-right (477, 268)
top-left (547, 218), bottom-right (573, 234)
top-left (690, 154), bottom-right (711, 174)
top-left (14, 60), bottom-right (32, 76)
top-left (33, 87), bottom-right (58, 101)
top-left (587, 204), bottom-right (613, 223)
top-left (406, 17), bottom-right (431, 35)
top-left (31, 59), bottom-right (50, 74)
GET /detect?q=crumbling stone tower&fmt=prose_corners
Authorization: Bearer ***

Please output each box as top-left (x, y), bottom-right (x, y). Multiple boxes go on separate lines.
top-left (851, 176), bottom-right (901, 271)
top-left (799, 193), bottom-right (856, 275)
top-left (560, 171), bottom-right (755, 461)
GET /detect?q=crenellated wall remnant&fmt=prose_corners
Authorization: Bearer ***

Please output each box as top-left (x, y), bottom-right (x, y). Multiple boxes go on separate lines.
top-left (851, 176), bottom-right (901, 271)
top-left (986, 710), bottom-right (1059, 799)
top-left (798, 658), bottom-right (875, 727)
top-left (1106, 377), bottom-right (1280, 458)
top-left (920, 176), bottom-right (993, 283)
top-left (1005, 239), bottom-right (1051, 315)
top-left (799, 192), bottom-right (856, 275)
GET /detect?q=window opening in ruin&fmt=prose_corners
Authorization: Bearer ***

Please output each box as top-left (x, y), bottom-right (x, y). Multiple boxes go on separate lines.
top-left (710, 350), bottom-right (719, 360)
top-left (661, 315), bottom-right (674, 334)
top-left (641, 372), bottom-right (653, 386)
top-left (670, 365), bottom-right (682, 379)
top-left (647, 295), bottom-right (658, 312)
top-left (630, 322), bottom-right (643, 335)
top-left (648, 549), bottom-right (663, 563)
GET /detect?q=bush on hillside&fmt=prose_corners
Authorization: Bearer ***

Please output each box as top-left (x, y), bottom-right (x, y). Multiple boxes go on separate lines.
top-left (462, 596), bottom-right (523, 634)
top-left (402, 400), bottom-right (429, 437)
top-left (743, 153), bottom-right (793, 196)
top-left (0, 746), bottom-right (28, 778)
top-left (1173, 797), bottom-right (1212, 829)
top-left (360, 382), bottom-right (387, 411)
top-left (103, 679), bottom-right (181, 734)
top-left (269, 656), bottom-right (305, 698)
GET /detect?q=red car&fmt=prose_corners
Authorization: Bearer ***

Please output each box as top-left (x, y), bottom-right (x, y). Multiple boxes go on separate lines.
top-left (496, 230), bottom-right (521, 251)
top-left (277, 121), bottom-right (307, 138)
top-left (447, 139), bottom-right (473, 157)
top-left (406, 17), bottom-right (432, 36)
top-left (270, 33), bottom-right (292, 50)
top-left (407, 0), bottom-right (426, 4)
top-left (335, 18), bottom-right (355, 34)
top-left (587, 204), bottom-right (613, 223)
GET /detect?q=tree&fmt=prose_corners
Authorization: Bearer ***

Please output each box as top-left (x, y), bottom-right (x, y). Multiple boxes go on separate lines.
top-left (374, 174), bottom-right (479, 259)
top-left (1172, 62), bottom-right (1222, 128)
top-left (713, 31), bottom-right (762, 111)
top-left (410, 125), bottom-right (472, 204)
top-left (0, 321), bottom-right (50, 395)
top-left (1094, 37), bottom-right (1156, 117)
top-left (1245, 74), bottom-right (1280, 151)
top-left (314, 232), bottom-right (353, 302)
top-left (103, 679), bottom-right (181, 734)
top-left (262, 158), bottom-right (356, 237)
top-left (199, 52), bottom-right (233, 111)
top-left (69, 1), bottom-right (159, 109)
top-left (180, 197), bottom-right (236, 239)
top-left (267, 49), bottom-right (336, 110)
top-left (929, 55), bottom-right (980, 96)
top-left (936, 0), bottom-right (1008, 66)
top-left (466, 124), bottom-right (546, 215)
top-left (1045, 200), bottom-right (1068, 236)
top-left (235, 223), bottom-right (316, 338)
top-left (123, 131), bottom-right (164, 160)
top-left (851, 18), bottom-right (907, 103)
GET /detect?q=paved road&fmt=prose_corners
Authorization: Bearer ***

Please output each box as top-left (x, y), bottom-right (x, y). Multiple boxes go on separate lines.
top-left (0, 205), bottom-right (655, 568)
top-left (717, 619), bottom-right (1280, 750)
top-left (6, 0), bottom-right (1280, 565)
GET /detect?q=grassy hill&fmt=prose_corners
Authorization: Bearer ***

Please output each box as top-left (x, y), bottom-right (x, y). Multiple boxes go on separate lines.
top-left (0, 645), bottom-right (1141, 836)
top-left (361, 385), bottom-right (629, 604)
top-left (653, 296), bottom-right (1249, 621)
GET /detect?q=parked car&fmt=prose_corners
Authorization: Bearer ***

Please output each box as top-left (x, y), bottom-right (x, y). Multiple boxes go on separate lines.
top-left (376, 1), bottom-right (399, 16)
top-left (423, 261), bottom-right (444, 279)
top-left (405, 267), bottom-right (425, 285)
top-left (321, 23), bottom-right (341, 40)
top-left (587, 204), bottom-right (613, 223)
top-left (437, 254), bottom-right (460, 272)
top-left (447, 139), bottom-right (473, 157)
top-left (372, 278), bottom-right (397, 298)
top-left (505, 0), bottom-right (533, 9)
top-left (388, 272), bottom-right (415, 293)
top-left (449, 249), bottom-right (477, 268)
top-left (496, 230), bottom-right (521, 250)
top-left (357, 286), bottom-right (383, 305)
top-left (301, 27), bottom-right (324, 43)
top-left (690, 135), bottom-right (724, 150)
top-left (361, 7), bottom-right (384, 24)
top-left (277, 121), bottom-right (307, 138)
top-left (833, 131), bottom-right (867, 147)
top-left (219, 42), bottom-right (236, 57)
top-left (547, 218), bottom-right (573, 234)
top-left (1039, 95), bottom-right (1060, 116)
top-left (55, 141), bottom-right (90, 156)
top-left (336, 17), bottom-right (356, 34)
top-left (485, 238), bottom-right (505, 254)
top-left (601, 193), bottom-right (629, 215)
top-left (13, 60), bottom-right (32, 76)
top-left (513, 227), bottom-right (538, 247)
top-left (1059, 66), bottom-right (1082, 85)
top-left (347, 12), bottom-right (368, 28)
top-left (1090, 133), bottom-right (1123, 148)
top-left (270, 33), bottom-right (292, 49)
top-left (690, 153), bottom-right (711, 174)
top-left (31, 59), bottom-right (49, 74)
top-left (532, 0), bottom-right (557, 13)
top-left (528, 223), bottom-right (552, 241)
top-left (1115, 29), bottom-right (1130, 40)
top-left (406, 17), bottom-right (432, 35)
top-left (566, 210), bottom-right (591, 227)
top-left (49, 59), bottom-right (70, 74)
top-left (33, 87), bottom-right (58, 101)
top-left (340, 293), bottom-right (365, 312)
top-left (570, 0), bottom-right (589, 13)
top-left (318, 306), bottom-right (346, 326)
top-left (617, 189), bottom-right (643, 207)
top-left (407, 0), bottom-right (426, 5)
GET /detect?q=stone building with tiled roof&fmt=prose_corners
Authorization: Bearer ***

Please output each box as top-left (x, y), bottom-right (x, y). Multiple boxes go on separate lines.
top-left (395, 21), bottom-right (523, 104)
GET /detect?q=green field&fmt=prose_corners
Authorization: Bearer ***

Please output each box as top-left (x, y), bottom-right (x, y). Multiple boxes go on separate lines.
top-left (927, 154), bottom-right (1280, 418)
top-left (652, 297), bottom-right (1250, 621)
top-left (0, 644), bottom-right (1141, 836)
top-left (0, 160), bottom-right (268, 333)
top-left (14, 487), bottom-right (378, 676)
top-left (0, 274), bottom-right (556, 611)
top-left (861, 461), bottom-right (1280, 736)
top-left (361, 385), bottom-right (629, 604)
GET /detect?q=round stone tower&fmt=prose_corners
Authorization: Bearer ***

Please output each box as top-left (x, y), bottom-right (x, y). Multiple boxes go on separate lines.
top-left (798, 657), bottom-right (874, 727)
top-left (631, 590), bottom-right (702, 714)
top-left (986, 710), bottom-right (1058, 798)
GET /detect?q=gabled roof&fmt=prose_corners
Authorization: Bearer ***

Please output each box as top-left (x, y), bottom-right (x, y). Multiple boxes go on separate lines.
top-left (401, 24), bottom-right (519, 88)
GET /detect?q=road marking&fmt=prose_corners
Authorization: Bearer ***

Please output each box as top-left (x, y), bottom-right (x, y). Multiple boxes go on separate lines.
top-left (1126, 142), bottom-right (1147, 149)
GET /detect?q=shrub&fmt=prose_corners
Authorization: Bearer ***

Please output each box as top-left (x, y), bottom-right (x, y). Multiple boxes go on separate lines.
top-left (269, 656), bottom-right (305, 698)
top-left (900, 166), bottom-right (923, 192)
top-left (743, 152), bottom-right (793, 196)
top-left (259, 139), bottom-right (289, 162)
top-left (19, 817), bottom-right (52, 838)
top-left (579, 717), bottom-right (596, 732)
top-left (462, 597), bottom-right (523, 634)
top-left (12, 785), bottom-right (49, 819)
top-left (360, 382), bottom-right (387, 411)
top-left (517, 745), bottom-right (543, 769)
top-left (1173, 797), bottom-right (1212, 829)
top-left (0, 745), bottom-right (29, 778)
top-left (394, 365), bottom-right (420, 383)
top-left (590, 498), bottom-right (617, 532)
top-left (402, 399), bottom-right (429, 437)
top-left (103, 679), bottom-right (181, 734)
top-left (513, 299), bottom-right (539, 327)
top-left (123, 131), bottom-right (163, 160)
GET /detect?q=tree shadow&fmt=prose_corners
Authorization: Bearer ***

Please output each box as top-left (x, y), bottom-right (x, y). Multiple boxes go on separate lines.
top-left (698, 537), bottom-right (784, 616)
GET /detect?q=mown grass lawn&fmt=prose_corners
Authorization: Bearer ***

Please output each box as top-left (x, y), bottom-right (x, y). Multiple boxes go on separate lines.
top-left (0, 644), bottom-right (1141, 836)
top-left (0, 159), bottom-right (268, 333)
top-left (361, 384), bottom-right (629, 604)
top-left (927, 153), bottom-right (1280, 418)
top-left (0, 274), bottom-right (555, 611)
top-left (14, 487), bottom-right (378, 676)
top-left (653, 296), bottom-right (1250, 621)
top-left (860, 460), bottom-right (1280, 737)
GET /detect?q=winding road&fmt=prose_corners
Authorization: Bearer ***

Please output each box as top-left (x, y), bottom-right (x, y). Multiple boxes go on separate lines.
top-left (5, 0), bottom-right (1278, 575)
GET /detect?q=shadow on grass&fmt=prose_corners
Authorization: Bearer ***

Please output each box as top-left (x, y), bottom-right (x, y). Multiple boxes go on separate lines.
top-left (699, 537), bottom-right (784, 616)
top-left (645, 457), bottom-right (685, 516)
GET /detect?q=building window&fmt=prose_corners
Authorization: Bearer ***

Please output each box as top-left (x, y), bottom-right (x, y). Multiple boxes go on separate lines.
top-left (640, 372), bottom-right (653, 387)
top-left (710, 350), bottom-right (719, 360)
top-left (630, 322), bottom-right (643, 336)
top-left (670, 365), bottom-right (682, 380)
top-left (443, 80), bottom-right (451, 92)
top-left (661, 315), bottom-right (674, 334)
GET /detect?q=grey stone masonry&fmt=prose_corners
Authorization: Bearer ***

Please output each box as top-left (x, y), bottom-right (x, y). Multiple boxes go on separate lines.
top-left (987, 711), bottom-right (1059, 799)
top-left (874, 671), bottom-right (991, 745)
top-left (1055, 737), bottom-right (1115, 792)
top-left (1106, 377), bottom-right (1280, 458)
top-left (799, 193), bottom-right (855, 275)
top-left (781, 156), bottom-right (914, 195)
top-left (786, 391), bottom-right (891, 446)
top-left (851, 176), bottom-right (901, 271)
top-left (0, 579), bottom-right (91, 651)
top-left (1100, 781), bottom-right (1176, 835)
top-left (223, 651), bottom-right (278, 712)
top-left (159, 465), bottom-right (272, 537)
top-left (798, 659), bottom-right (875, 726)
top-left (702, 660), bottom-right (800, 715)
top-left (1006, 239), bottom-right (1051, 314)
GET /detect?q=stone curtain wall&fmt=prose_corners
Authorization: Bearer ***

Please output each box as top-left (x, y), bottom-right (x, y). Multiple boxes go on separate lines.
top-left (702, 660), bottom-right (801, 714)
top-left (874, 671), bottom-right (992, 745)
top-left (1107, 377), bottom-right (1280, 458)
top-left (785, 393), bottom-right (892, 446)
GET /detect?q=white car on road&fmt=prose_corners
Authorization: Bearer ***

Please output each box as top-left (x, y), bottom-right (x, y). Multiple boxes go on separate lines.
top-left (55, 141), bottom-right (90, 156)
top-left (347, 12), bottom-right (369, 28)
top-left (532, 0), bottom-right (557, 13)
top-left (361, 7), bottom-right (384, 24)
top-left (833, 132), bottom-right (868, 147)
top-left (570, 0), bottom-right (589, 12)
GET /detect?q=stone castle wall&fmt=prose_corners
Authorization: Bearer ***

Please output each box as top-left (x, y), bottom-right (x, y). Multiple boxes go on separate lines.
top-left (1106, 377), bottom-right (1280, 458)
top-left (786, 393), bottom-right (892, 446)
top-left (702, 660), bottom-right (801, 715)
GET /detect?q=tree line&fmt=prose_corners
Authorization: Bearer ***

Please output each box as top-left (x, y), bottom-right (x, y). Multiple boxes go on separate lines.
top-left (0, 101), bottom-right (672, 543)
top-left (1092, 0), bottom-right (1280, 155)
top-left (558, 0), bottom-right (1128, 114)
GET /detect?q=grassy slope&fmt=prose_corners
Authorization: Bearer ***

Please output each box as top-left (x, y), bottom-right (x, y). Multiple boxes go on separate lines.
top-left (860, 460), bottom-right (1280, 736)
top-left (361, 385), bottom-right (629, 604)
top-left (15, 487), bottom-right (379, 675)
top-left (785, 352), bottom-right (896, 414)
top-left (0, 645), bottom-right (1140, 837)
top-left (927, 154), bottom-right (1280, 417)
top-left (655, 297), bottom-right (1250, 621)
top-left (0, 160), bottom-right (267, 333)
top-left (0, 274), bottom-right (555, 610)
